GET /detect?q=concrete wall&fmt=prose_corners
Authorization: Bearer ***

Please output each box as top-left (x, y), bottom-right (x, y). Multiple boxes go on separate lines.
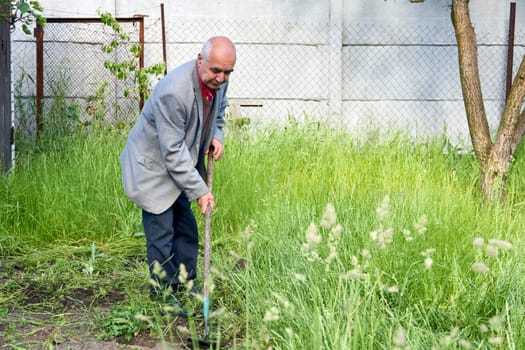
top-left (34, 0), bottom-right (523, 30)
top-left (36, 0), bottom-right (329, 21)
top-left (342, 0), bottom-right (523, 144)
top-left (12, 0), bottom-right (525, 145)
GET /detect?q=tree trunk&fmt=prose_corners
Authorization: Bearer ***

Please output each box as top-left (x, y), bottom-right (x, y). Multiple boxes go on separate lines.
top-left (451, 0), bottom-right (491, 163)
top-left (451, 0), bottom-right (525, 202)
top-left (480, 155), bottom-right (509, 203)
top-left (0, 1), bottom-right (12, 173)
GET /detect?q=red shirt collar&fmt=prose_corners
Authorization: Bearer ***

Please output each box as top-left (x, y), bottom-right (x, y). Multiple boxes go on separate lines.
top-left (198, 76), bottom-right (216, 103)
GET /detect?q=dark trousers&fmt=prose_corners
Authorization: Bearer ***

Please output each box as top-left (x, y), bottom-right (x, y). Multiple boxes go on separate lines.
top-left (142, 194), bottom-right (198, 291)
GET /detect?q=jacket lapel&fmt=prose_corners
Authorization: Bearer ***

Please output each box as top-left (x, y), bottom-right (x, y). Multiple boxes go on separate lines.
top-left (192, 65), bottom-right (204, 134)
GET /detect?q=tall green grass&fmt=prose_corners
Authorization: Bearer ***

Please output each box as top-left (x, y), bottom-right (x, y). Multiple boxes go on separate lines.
top-left (1, 121), bottom-right (525, 348)
top-left (0, 127), bottom-right (140, 256)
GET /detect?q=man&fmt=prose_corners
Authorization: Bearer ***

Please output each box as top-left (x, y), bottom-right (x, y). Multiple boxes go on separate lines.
top-left (120, 36), bottom-right (236, 313)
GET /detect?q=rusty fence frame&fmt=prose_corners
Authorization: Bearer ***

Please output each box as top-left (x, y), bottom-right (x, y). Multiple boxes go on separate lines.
top-left (33, 15), bottom-right (150, 139)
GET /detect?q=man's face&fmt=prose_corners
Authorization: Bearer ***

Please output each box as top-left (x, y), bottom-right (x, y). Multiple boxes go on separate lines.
top-left (197, 51), bottom-right (236, 90)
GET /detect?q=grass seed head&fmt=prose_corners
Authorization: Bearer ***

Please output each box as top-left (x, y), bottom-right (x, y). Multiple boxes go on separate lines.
top-left (176, 325), bottom-right (190, 334)
top-left (471, 262), bottom-right (490, 274)
top-left (439, 327), bottom-right (459, 347)
top-left (424, 257), bottom-right (433, 270)
top-left (488, 337), bottom-right (503, 345)
top-left (488, 239), bottom-right (512, 251)
top-left (387, 285), bottom-right (399, 293)
top-left (285, 328), bottom-right (294, 337)
top-left (331, 223), bottom-right (343, 237)
top-left (149, 278), bottom-right (160, 288)
top-left (403, 229), bottom-right (413, 241)
top-left (320, 203), bottom-right (337, 228)
top-left (473, 237), bottom-right (484, 248)
top-left (414, 215), bottom-right (427, 235)
top-left (305, 222), bottom-right (321, 245)
top-left (294, 273), bottom-right (306, 282)
top-left (272, 292), bottom-right (292, 310)
top-left (361, 249), bottom-right (371, 259)
top-left (376, 195), bottom-right (390, 221)
top-left (178, 263), bottom-right (188, 284)
top-left (263, 306), bottom-right (280, 322)
top-left (486, 244), bottom-right (499, 257)
top-left (488, 315), bottom-right (503, 332)
top-left (210, 307), bottom-right (226, 319)
top-left (152, 260), bottom-right (167, 279)
top-left (134, 313), bottom-right (150, 322)
top-left (421, 248), bottom-right (435, 257)
top-left (371, 227), bottom-right (394, 249)
top-left (340, 268), bottom-right (363, 280)
top-left (458, 339), bottom-right (472, 348)
top-left (393, 327), bottom-right (406, 347)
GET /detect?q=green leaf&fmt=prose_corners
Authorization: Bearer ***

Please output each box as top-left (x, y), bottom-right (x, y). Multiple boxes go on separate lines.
top-left (30, 1), bottom-right (45, 12)
top-left (18, 2), bottom-right (30, 14)
top-left (22, 24), bottom-right (30, 34)
top-left (36, 16), bottom-right (46, 27)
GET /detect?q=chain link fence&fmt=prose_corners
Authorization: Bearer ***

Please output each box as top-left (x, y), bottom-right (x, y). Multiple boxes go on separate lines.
top-left (41, 20), bottom-right (141, 124)
top-left (343, 22), bottom-right (524, 145)
top-left (10, 29), bottom-right (36, 137)
top-left (11, 18), bottom-right (143, 137)
top-left (10, 7), bottom-right (525, 145)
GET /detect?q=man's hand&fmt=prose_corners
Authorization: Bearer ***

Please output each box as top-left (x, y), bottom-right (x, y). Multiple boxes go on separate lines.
top-left (207, 139), bottom-right (224, 160)
top-left (197, 192), bottom-right (215, 215)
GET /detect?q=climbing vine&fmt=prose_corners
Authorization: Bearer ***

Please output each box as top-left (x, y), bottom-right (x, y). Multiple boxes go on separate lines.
top-left (99, 10), bottom-right (165, 102)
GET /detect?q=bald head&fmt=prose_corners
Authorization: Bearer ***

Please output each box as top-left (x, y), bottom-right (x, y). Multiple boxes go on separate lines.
top-left (197, 36), bottom-right (236, 90)
top-left (200, 36), bottom-right (236, 62)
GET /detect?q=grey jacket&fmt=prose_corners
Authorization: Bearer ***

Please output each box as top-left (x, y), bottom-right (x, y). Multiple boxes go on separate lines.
top-left (120, 59), bottom-right (227, 214)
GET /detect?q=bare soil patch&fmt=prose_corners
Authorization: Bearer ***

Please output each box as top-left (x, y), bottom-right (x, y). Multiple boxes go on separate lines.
top-left (0, 263), bottom-right (228, 349)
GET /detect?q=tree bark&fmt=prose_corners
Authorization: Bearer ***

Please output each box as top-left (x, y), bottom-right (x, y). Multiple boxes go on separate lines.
top-left (511, 109), bottom-right (525, 154)
top-left (451, 0), bottom-right (525, 202)
top-left (451, 0), bottom-right (491, 164)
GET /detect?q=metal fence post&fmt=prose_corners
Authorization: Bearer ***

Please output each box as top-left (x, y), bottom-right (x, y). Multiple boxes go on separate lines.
top-left (329, 0), bottom-right (343, 120)
top-left (161, 3), bottom-right (167, 75)
top-left (505, 2), bottom-right (516, 102)
top-left (34, 24), bottom-right (44, 139)
top-left (134, 15), bottom-right (145, 110)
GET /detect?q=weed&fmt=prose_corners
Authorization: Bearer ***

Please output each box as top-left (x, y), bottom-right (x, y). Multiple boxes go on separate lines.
top-left (99, 10), bottom-right (165, 102)
top-left (97, 305), bottom-right (149, 341)
top-left (86, 82), bottom-right (109, 125)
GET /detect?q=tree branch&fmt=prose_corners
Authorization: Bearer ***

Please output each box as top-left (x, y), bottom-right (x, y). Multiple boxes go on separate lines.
top-left (498, 54), bottom-right (525, 156)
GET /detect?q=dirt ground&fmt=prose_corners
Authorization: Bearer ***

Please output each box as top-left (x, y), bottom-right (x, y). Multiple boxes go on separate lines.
top-left (0, 285), bottom-right (219, 350)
